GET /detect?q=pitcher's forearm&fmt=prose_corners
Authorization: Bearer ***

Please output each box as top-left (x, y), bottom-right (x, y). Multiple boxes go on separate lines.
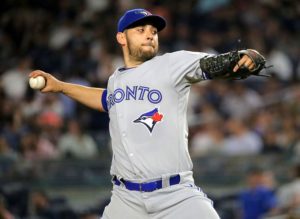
top-left (60, 82), bottom-right (106, 111)
top-left (29, 70), bottom-right (107, 112)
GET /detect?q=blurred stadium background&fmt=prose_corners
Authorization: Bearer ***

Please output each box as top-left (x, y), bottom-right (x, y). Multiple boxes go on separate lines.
top-left (0, 0), bottom-right (299, 218)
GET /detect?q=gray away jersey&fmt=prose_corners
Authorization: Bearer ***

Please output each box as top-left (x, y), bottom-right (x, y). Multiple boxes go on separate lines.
top-left (105, 50), bottom-right (209, 180)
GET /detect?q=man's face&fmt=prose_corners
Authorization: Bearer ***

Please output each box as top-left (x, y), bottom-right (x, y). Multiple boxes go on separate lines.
top-left (124, 24), bottom-right (159, 62)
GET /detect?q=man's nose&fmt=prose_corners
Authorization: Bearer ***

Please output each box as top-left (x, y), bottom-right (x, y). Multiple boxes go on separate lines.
top-left (145, 30), bottom-right (154, 40)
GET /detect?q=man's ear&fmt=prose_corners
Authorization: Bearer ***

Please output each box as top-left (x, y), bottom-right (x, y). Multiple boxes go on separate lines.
top-left (116, 32), bottom-right (126, 46)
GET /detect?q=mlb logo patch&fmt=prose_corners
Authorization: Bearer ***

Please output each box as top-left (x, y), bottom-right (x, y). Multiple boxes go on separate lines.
top-left (134, 108), bottom-right (163, 133)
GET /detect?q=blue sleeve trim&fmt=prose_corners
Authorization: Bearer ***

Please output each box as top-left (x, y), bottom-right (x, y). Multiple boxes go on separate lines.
top-left (101, 89), bottom-right (108, 112)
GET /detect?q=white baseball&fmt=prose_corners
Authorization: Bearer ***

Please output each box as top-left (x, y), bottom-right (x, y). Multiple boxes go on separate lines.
top-left (29, 76), bottom-right (46, 90)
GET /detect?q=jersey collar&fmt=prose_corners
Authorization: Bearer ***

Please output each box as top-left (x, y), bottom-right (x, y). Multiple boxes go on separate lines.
top-left (118, 66), bottom-right (136, 72)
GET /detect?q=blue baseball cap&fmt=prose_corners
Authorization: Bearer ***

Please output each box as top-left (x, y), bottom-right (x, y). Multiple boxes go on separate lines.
top-left (118, 8), bottom-right (166, 32)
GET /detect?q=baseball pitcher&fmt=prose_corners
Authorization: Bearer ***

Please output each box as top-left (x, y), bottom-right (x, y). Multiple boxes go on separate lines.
top-left (29, 8), bottom-right (266, 219)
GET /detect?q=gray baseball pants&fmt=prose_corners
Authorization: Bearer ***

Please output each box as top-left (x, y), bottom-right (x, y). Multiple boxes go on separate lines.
top-left (102, 173), bottom-right (220, 219)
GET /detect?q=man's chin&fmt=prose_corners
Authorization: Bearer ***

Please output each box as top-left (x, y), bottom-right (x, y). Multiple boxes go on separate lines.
top-left (140, 52), bottom-right (156, 61)
top-left (139, 50), bottom-right (157, 61)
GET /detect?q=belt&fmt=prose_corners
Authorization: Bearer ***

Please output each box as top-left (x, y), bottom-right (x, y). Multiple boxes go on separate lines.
top-left (112, 174), bottom-right (181, 192)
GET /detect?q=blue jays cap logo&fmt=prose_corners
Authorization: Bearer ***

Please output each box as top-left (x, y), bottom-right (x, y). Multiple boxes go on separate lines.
top-left (134, 108), bottom-right (163, 133)
top-left (135, 10), bottom-right (151, 16)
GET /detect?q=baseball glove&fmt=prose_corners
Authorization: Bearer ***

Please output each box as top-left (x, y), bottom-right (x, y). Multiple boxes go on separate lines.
top-left (200, 49), bottom-right (267, 80)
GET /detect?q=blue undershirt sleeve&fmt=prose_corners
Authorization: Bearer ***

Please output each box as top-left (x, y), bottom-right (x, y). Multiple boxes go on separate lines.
top-left (101, 89), bottom-right (108, 112)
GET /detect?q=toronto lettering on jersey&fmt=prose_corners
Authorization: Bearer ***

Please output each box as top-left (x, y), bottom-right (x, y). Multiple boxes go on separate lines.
top-left (107, 85), bottom-right (162, 110)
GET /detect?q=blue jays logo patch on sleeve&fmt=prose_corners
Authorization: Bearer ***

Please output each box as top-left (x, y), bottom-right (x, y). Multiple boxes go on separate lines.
top-left (133, 108), bottom-right (163, 133)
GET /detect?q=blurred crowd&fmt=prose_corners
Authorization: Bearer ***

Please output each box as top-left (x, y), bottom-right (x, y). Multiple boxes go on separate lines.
top-left (0, 0), bottom-right (299, 218)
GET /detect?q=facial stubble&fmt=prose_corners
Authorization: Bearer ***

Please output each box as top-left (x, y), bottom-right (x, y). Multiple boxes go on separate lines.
top-left (125, 32), bottom-right (159, 63)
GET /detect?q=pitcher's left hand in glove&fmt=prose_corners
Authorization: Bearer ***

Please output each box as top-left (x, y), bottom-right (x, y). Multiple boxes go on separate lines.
top-left (200, 49), bottom-right (267, 80)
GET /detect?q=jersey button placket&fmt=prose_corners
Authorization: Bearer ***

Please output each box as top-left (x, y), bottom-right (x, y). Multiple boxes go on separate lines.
top-left (115, 75), bottom-right (139, 176)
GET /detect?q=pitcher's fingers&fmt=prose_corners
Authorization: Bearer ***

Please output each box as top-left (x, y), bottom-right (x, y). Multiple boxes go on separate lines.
top-left (243, 58), bottom-right (254, 69)
top-left (29, 70), bottom-right (46, 78)
top-left (248, 63), bottom-right (255, 70)
top-left (233, 56), bottom-right (247, 72)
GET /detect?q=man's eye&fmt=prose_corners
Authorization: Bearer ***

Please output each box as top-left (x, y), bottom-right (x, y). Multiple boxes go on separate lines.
top-left (137, 28), bottom-right (144, 33)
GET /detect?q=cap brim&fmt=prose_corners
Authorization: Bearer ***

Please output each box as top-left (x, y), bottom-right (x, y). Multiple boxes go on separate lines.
top-left (126, 15), bottom-right (166, 32)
